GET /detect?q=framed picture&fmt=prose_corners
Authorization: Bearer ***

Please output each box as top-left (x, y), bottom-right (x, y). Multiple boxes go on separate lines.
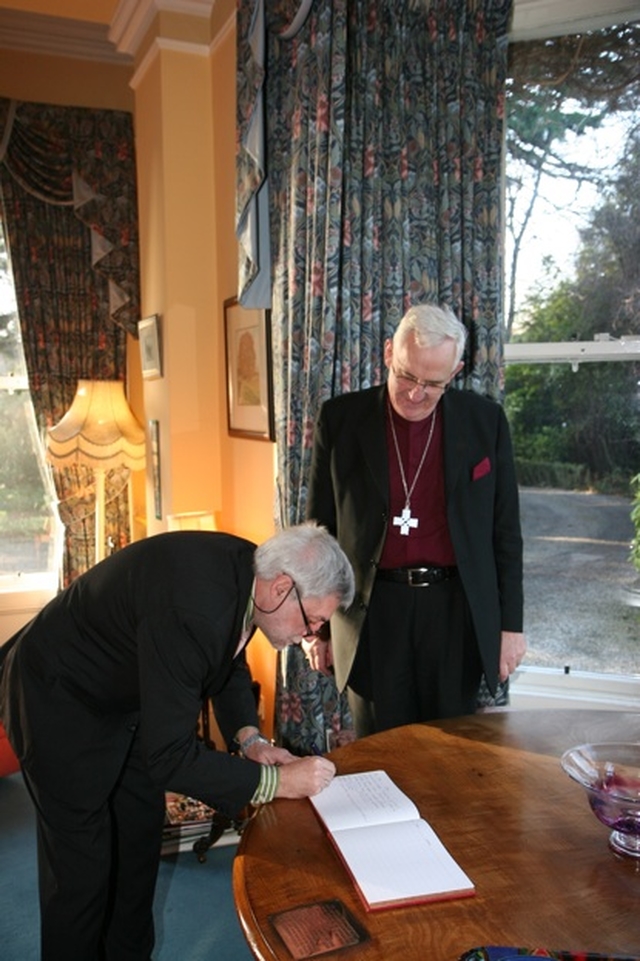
top-left (224, 297), bottom-right (275, 441)
top-left (149, 419), bottom-right (162, 520)
top-left (138, 315), bottom-right (162, 379)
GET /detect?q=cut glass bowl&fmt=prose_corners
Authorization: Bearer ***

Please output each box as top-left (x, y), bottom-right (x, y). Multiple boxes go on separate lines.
top-left (561, 742), bottom-right (640, 858)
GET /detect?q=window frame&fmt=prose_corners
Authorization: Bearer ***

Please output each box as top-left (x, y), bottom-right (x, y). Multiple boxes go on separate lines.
top-left (505, 0), bottom-right (640, 706)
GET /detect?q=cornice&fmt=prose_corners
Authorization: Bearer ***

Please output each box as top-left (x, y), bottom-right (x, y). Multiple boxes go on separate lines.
top-left (510, 0), bottom-right (640, 40)
top-left (0, 0), bottom-right (638, 65)
top-left (0, 0), bottom-right (217, 65)
top-left (0, 8), bottom-right (132, 65)
top-left (109, 0), bottom-right (215, 57)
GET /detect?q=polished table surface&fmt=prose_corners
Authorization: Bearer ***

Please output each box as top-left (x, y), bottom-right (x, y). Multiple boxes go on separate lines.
top-left (233, 710), bottom-right (640, 960)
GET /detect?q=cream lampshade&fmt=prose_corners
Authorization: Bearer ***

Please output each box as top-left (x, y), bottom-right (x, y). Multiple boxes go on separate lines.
top-left (46, 380), bottom-right (146, 564)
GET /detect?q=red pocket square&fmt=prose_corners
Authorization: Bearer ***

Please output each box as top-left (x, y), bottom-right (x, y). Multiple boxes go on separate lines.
top-left (472, 457), bottom-right (491, 481)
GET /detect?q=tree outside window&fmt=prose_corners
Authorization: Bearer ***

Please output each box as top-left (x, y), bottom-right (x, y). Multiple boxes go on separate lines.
top-left (504, 22), bottom-right (640, 678)
top-left (0, 219), bottom-right (61, 586)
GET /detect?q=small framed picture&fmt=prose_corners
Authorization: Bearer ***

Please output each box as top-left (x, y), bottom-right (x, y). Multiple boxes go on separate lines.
top-left (224, 297), bottom-right (275, 441)
top-left (138, 315), bottom-right (162, 380)
top-left (149, 419), bottom-right (162, 519)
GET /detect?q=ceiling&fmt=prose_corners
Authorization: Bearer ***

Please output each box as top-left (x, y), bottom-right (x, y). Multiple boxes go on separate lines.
top-left (0, 0), bottom-right (639, 64)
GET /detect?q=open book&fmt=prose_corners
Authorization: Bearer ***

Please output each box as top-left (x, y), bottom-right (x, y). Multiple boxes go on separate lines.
top-left (309, 769), bottom-right (475, 911)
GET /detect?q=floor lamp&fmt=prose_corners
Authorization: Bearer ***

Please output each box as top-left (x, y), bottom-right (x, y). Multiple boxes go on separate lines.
top-left (46, 380), bottom-right (146, 565)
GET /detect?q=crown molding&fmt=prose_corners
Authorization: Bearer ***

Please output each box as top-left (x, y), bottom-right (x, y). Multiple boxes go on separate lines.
top-left (109, 0), bottom-right (215, 57)
top-left (0, 0), bottom-right (217, 65)
top-left (1, 1), bottom-right (638, 66)
top-left (0, 7), bottom-right (131, 64)
top-left (510, 0), bottom-right (640, 41)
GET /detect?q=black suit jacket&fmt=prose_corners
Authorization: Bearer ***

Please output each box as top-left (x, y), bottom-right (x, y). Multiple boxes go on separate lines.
top-left (306, 385), bottom-right (523, 695)
top-left (0, 532), bottom-right (261, 817)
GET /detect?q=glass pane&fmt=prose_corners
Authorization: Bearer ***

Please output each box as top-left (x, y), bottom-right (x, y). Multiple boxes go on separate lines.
top-left (0, 219), bottom-right (61, 585)
top-left (505, 360), bottom-right (640, 677)
top-left (0, 390), bottom-right (58, 577)
top-left (505, 24), bottom-right (640, 679)
top-left (505, 23), bottom-right (640, 341)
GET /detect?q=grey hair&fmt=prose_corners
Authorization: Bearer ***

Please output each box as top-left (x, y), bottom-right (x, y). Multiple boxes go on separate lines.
top-left (394, 303), bottom-right (467, 367)
top-left (254, 522), bottom-right (355, 609)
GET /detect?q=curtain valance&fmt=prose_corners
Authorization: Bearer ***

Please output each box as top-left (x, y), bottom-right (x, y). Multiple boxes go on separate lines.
top-left (0, 98), bottom-right (140, 336)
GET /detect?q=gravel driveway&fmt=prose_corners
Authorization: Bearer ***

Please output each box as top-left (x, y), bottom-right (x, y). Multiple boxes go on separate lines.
top-left (520, 487), bottom-right (639, 676)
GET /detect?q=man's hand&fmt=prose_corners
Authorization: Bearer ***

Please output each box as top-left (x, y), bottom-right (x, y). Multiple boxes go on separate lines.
top-left (499, 631), bottom-right (526, 682)
top-left (275, 756), bottom-right (336, 798)
top-left (301, 636), bottom-right (333, 675)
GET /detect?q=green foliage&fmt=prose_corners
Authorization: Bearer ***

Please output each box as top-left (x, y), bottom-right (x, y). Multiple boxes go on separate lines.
top-left (0, 391), bottom-right (48, 529)
top-left (505, 122), bottom-right (640, 493)
top-left (515, 459), bottom-right (592, 491)
top-left (630, 473), bottom-right (640, 573)
top-left (506, 354), bottom-right (640, 484)
top-left (508, 25), bottom-right (640, 115)
top-left (504, 24), bottom-right (640, 340)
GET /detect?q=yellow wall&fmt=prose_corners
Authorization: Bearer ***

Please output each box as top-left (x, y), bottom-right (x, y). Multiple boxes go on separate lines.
top-left (207, 16), bottom-right (279, 731)
top-left (0, 49), bottom-right (134, 110)
top-left (0, 1), bottom-right (279, 735)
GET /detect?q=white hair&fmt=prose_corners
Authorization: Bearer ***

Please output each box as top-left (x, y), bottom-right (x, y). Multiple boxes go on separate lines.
top-left (254, 522), bottom-right (355, 608)
top-left (394, 303), bottom-right (467, 367)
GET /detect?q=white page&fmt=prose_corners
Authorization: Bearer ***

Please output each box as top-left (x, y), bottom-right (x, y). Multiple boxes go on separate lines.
top-left (331, 818), bottom-right (474, 907)
top-left (310, 770), bottom-right (419, 832)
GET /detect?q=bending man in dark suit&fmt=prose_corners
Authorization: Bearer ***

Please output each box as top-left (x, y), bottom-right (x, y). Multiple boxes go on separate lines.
top-left (0, 522), bottom-right (354, 961)
top-left (305, 304), bottom-right (526, 736)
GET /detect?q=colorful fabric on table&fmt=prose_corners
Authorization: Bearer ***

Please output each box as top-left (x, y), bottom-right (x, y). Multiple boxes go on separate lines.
top-left (460, 947), bottom-right (640, 961)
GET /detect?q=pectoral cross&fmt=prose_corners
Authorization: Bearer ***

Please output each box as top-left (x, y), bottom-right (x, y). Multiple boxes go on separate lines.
top-left (393, 506), bottom-right (418, 536)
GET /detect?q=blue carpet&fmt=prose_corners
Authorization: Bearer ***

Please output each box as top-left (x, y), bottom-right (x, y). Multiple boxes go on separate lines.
top-left (0, 772), bottom-right (254, 960)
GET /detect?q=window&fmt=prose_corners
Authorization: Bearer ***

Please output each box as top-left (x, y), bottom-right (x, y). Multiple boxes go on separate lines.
top-left (0, 218), bottom-right (62, 592)
top-left (504, 14), bottom-right (640, 690)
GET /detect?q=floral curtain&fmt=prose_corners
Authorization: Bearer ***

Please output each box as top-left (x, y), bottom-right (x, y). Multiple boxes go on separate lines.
top-left (0, 99), bottom-right (140, 583)
top-left (240, 0), bottom-right (513, 753)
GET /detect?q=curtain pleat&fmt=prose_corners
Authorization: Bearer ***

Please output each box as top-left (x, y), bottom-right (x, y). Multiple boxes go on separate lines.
top-left (0, 100), bottom-right (140, 583)
top-left (238, 0), bottom-right (514, 752)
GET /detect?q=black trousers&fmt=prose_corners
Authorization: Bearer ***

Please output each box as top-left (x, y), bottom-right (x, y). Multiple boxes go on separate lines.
top-left (348, 573), bottom-right (482, 737)
top-left (22, 731), bottom-right (166, 961)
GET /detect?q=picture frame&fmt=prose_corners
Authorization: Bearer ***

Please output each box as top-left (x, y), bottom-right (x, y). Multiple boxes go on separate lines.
top-left (149, 419), bottom-right (162, 520)
top-left (138, 315), bottom-right (162, 379)
top-left (224, 297), bottom-right (275, 441)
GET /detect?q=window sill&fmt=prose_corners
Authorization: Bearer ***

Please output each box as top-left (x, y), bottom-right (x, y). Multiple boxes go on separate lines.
top-left (510, 664), bottom-right (640, 712)
top-left (0, 576), bottom-right (58, 643)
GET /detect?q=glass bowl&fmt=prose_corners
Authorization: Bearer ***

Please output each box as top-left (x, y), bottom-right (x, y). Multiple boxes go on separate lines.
top-left (561, 742), bottom-right (640, 858)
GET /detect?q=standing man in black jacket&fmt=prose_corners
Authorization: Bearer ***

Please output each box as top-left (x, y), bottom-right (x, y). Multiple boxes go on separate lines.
top-left (0, 522), bottom-right (354, 961)
top-left (305, 304), bottom-right (526, 736)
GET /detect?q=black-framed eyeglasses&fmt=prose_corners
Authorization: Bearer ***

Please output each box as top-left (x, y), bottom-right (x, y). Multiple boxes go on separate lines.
top-left (391, 363), bottom-right (450, 394)
top-left (291, 581), bottom-right (327, 639)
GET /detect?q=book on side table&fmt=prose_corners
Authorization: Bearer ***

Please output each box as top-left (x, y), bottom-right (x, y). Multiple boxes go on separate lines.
top-left (309, 769), bottom-right (475, 911)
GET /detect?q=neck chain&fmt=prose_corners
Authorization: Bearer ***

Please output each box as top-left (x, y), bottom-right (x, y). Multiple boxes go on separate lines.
top-left (388, 401), bottom-right (437, 535)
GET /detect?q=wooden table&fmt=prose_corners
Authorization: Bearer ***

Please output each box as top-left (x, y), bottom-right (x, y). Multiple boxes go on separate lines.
top-left (233, 710), bottom-right (640, 960)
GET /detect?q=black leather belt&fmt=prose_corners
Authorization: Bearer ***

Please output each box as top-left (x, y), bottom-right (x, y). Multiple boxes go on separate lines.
top-left (376, 566), bottom-right (458, 587)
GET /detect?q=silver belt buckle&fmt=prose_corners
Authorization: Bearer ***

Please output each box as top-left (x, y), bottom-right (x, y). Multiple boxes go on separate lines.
top-left (408, 568), bottom-right (429, 587)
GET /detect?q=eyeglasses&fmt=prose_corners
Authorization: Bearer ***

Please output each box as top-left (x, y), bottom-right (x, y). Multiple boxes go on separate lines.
top-left (391, 364), bottom-right (451, 394)
top-left (291, 581), bottom-right (327, 639)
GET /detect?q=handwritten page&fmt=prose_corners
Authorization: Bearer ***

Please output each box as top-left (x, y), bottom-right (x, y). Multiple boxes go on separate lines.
top-left (310, 770), bottom-right (419, 831)
top-left (310, 770), bottom-right (474, 911)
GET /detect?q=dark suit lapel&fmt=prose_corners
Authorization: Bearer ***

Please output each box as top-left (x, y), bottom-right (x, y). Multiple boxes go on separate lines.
top-left (358, 384), bottom-right (389, 505)
top-left (442, 389), bottom-right (467, 495)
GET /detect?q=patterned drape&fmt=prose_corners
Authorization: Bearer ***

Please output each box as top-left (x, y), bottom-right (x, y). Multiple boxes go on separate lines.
top-left (240, 0), bottom-right (513, 753)
top-left (0, 99), bottom-right (140, 583)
